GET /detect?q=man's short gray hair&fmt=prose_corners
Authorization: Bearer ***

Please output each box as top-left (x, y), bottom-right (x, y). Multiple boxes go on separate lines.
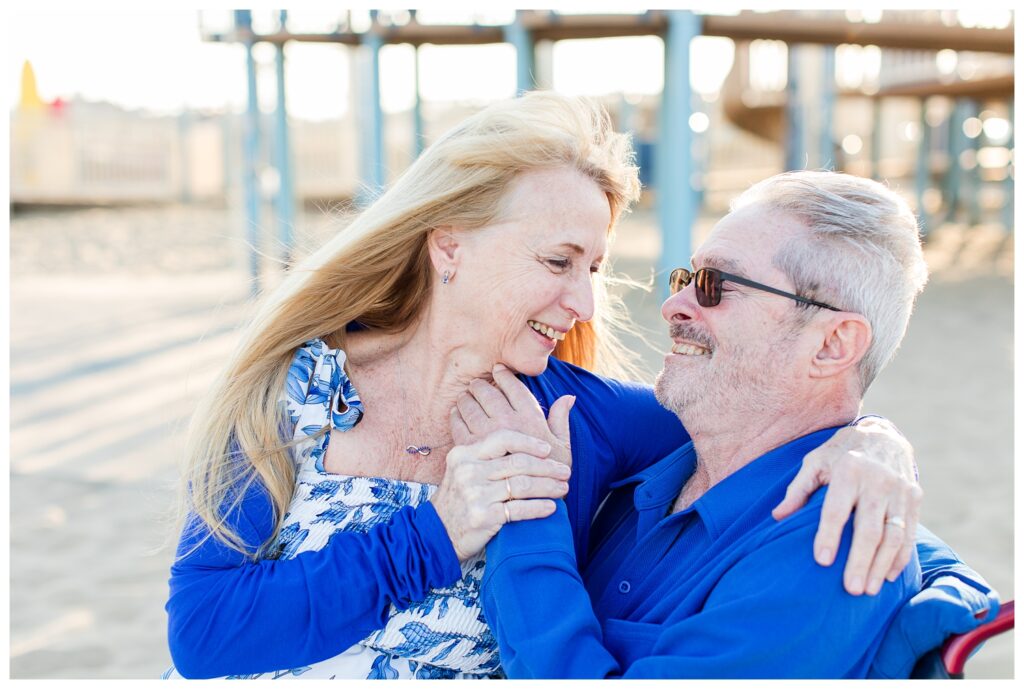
top-left (731, 170), bottom-right (929, 391)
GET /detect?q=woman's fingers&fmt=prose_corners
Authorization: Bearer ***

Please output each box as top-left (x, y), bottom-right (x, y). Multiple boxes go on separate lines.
top-left (811, 471), bottom-right (857, 567)
top-left (490, 453), bottom-right (571, 481)
top-left (474, 429), bottom-right (552, 461)
top-left (502, 499), bottom-right (558, 523)
top-left (886, 484), bottom-right (922, 581)
top-left (498, 475), bottom-right (569, 502)
top-left (844, 493), bottom-right (887, 595)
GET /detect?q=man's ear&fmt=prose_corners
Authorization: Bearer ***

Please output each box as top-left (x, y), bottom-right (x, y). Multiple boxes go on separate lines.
top-left (808, 313), bottom-right (872, 380)
top-left (427, 226), bottom-right (462, 275)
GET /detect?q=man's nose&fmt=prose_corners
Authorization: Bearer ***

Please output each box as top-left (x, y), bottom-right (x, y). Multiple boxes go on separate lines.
top-left (661, 280), bottom-right (699, 324)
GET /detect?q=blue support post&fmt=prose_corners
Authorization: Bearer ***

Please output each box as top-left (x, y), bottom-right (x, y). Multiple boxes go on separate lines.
top-left (237, 10), bottom-right (262, 296)
top-left (944, 98), bottom-right (968, 223)
top-left (965, 99), bottom-right (982, 226)
top-left (820, 45), bottom-right (836, 169)
top-left (785, 44), bottom-right (805, 171)
top-left (505, 10), bottom-right (535, 94)
top-left (656, 10), bottom-right (699, 300)
top-left (1003, 101), bottom-right (1014, 233)
top-left (358, 11), bottom-right (385, 204)
top-left (915, 97), bottom-right (932, 235)
top-left (413, 44), bottom-right (424, 158)
top-left (273, 10), bottom-right (296, 265)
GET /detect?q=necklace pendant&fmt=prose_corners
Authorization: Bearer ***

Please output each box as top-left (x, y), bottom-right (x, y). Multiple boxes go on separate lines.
top-left (405, 445), bottom-right (432, 456)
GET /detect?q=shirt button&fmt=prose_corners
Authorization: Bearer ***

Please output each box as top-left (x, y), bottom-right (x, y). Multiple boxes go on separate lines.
top-left (618, 580), bottom-right (631, 594)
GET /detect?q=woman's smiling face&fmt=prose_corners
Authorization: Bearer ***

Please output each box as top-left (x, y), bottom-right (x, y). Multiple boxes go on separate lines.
top-left (443, 166), bottom-right (612, 376)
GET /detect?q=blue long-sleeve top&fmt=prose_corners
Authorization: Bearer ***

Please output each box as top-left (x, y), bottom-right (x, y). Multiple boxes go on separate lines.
top-left (166, 355), bottom-right (688, 678)
top-left (480, 427), bottom-right (922, 678)
top-left (167, 354), bottom-right (996, 678)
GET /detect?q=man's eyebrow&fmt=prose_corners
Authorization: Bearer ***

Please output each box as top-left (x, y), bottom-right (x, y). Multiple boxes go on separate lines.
top-left (693, 255), bottom-right (742, 274)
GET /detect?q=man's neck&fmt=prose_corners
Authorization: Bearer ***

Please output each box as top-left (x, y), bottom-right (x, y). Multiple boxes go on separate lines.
top-left (672, 398), bottom-right (859, 514)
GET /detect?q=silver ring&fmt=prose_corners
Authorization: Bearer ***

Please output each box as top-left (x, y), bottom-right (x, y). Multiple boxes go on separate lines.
top-left (505, 477), bottom-right (513, 502)
top-left (504, 504), bottom-right (511, 524)
top-left (885, 516), bottom-right (907, 529)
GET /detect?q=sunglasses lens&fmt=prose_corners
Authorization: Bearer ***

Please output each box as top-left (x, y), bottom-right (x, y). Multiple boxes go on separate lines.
top-left (695, 268), bottom-right (720, 307)
top-left (669, 268), bottom-right (689, 295)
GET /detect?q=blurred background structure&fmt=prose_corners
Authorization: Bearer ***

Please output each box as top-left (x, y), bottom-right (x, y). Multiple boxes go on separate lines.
top-left (8, 9), bottom-right (1015, 679)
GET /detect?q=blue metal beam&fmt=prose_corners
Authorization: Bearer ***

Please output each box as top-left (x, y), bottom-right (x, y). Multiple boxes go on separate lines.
top-left (505, 10), bottom-right (535, 94)
top-left (273, 10), bottom-right (296, 265)
top-left (915, 97), bottom-right (932, 235)
top-left (785, 44), bottom-right (805, 171)
top-left (358, 11), bottom-right (385, 204)
top-left (656, 10), bottom-right (699, 300)
top-left (237, 10), bottom-right (262, 296)
top-left (413, 44), bottom-right (424, 158)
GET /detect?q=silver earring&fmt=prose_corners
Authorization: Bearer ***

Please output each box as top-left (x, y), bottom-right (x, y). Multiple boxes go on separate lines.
top-left (442, 270), bottom-right (450, 285)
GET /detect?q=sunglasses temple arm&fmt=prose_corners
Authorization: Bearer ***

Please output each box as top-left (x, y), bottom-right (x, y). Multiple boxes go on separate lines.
top-left (725, 274), bottom-right (840, 311)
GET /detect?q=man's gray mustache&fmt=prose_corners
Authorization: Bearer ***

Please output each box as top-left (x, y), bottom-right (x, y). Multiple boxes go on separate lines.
top-left (669, 324), bottom-right (716, 351)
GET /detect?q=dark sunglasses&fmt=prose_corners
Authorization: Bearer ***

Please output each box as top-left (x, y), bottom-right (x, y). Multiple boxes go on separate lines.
top-left (669, 266), bottom-right (840, 311)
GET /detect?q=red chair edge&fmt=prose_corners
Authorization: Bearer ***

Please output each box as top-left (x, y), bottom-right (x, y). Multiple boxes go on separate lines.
top-left (942, 600), bottom-right (1014, 676)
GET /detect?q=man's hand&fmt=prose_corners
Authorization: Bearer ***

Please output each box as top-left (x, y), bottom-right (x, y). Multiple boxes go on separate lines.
top-left (450, 364), bottom-right (574, 470)
top-left (772, 416), bottom-right (922, 596)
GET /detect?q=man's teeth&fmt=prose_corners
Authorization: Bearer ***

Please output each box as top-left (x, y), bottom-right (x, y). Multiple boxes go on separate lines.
top-left (671, 342), bottom-right (709, 356)
top-left (528, 320), bottom-right (566, 341)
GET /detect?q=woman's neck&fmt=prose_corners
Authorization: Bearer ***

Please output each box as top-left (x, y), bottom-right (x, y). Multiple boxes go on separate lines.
top-left (342, 312), bottom-right (497, 445)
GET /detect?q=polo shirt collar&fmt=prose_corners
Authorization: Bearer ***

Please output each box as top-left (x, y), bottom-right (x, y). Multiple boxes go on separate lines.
top-left (611, 425), bottom-right (844, 538)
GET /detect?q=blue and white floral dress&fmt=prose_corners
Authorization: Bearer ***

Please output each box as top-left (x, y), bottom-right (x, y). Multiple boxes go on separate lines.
top-left (165, 339), bottom-right (500, 680)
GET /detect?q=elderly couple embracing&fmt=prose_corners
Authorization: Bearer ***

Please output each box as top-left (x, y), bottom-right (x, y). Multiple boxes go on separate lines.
top-left (164, 92), bottom-right (997, 679)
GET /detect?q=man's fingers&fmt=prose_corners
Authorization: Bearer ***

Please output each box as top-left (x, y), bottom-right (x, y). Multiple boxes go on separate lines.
top-left (491, 363), bottom-right (539, 412)
top-left (773, 460), bottom-right (824, 521)
top-left (468, 378), bottom-right (511, 418)
top-left (844, 497), bottom-right (886, 595)
top-left (546, 395), bottom-right (575, 445)
top-left (449, 406), bottom-right (472, 446)
top-left (456, 391), bottom-right (490, 432)
top-left (811, 479), bottom-right (856, 567)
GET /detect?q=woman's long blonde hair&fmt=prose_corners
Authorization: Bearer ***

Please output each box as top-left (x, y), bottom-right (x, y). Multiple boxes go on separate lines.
top-left (178, 91), bottom-right (643, 559)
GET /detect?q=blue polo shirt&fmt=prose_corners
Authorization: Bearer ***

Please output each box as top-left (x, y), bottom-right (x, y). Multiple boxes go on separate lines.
top-left (481, 426), bottom-right (923, 678)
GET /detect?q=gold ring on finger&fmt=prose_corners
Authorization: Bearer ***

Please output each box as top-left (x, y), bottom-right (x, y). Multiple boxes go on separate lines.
top-left (505, 477), bottom-right (513, 502)
top-left (884, 516), bottom-right (906, 529)
top-left (504, 504), bottom-right (511, 524)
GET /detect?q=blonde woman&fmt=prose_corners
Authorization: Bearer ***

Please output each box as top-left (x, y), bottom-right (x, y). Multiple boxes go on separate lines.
top-left (165, 92), bottom-right (978, 679)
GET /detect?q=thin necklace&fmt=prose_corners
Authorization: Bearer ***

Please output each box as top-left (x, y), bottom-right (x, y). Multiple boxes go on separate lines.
top-left (396, 345), bottom-right (442, 457)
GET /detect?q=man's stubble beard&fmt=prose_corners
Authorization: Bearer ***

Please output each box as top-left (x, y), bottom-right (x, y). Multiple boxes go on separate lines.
top-left (654, 331), bottom-right (802, 433)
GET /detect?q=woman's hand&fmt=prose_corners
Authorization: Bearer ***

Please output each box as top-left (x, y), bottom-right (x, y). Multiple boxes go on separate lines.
top-left (450, 363), bottom-right (575, 470)
top-left (772, 416), bottom-right (921, 596)
top-left (430, 429), bottom-right (571, 562)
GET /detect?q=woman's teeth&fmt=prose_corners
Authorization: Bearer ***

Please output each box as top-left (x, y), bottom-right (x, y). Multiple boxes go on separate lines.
top-left (528, 320), bottom-right (566, 341)
top-left (671, 342), bottom-right (710, 356)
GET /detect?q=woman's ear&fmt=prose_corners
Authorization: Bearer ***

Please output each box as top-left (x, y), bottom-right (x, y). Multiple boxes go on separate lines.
top-left (427, 226), bottom-right (461, 275)
top-left (808, 313), bottom-right (872, 380)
